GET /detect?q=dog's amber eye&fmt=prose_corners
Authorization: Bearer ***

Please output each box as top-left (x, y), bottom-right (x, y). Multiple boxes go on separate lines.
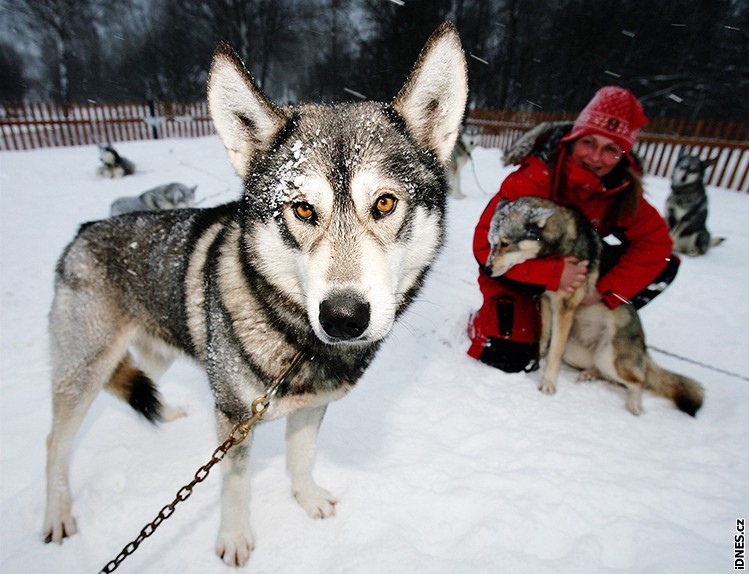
top-left (373, 194), bottom-right (397, 218)
top-left (293, 202), bottom-right (316, 223)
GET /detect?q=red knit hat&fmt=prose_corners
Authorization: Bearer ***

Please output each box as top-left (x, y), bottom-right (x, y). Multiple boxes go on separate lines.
top-left (561, 86), bottom-right (647, 153)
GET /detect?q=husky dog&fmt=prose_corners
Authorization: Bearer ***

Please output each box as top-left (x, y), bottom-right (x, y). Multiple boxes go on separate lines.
top-left (485, 196), bottom-right (704, 416)
top-left (43, 23), bottom-right (468, 567)
top-left (448, 124), bottom-right (481, 198)
top-left (96, 143), bottom-right (136, 178)
top-left (666, 148), bottom-right (724, 255)
top-left (110, 182), bottom-right (197, 217)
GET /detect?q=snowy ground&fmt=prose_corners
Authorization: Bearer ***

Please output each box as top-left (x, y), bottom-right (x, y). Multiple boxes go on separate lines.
top-left (1, 137), bottom-right (747, 574)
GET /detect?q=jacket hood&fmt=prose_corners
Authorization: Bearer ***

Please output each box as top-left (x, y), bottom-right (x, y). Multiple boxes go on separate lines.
top-left (503, 121), bottom-right (572, 166)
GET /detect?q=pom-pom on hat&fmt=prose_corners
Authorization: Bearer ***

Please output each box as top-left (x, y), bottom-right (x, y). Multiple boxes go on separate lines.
top-left (561, 86), bottom-right (647, 153)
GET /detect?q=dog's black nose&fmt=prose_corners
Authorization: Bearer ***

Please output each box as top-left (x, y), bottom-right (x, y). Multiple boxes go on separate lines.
top-left (319, 291), bottom-right (370, 341)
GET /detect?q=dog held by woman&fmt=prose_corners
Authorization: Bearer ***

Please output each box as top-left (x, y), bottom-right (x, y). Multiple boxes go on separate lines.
top-left (484, 196), bottom-right (704, 417)
top-left (42, 23), bottom-right (468, 567)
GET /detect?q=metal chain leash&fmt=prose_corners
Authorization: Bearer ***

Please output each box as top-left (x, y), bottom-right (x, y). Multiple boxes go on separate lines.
top-left (99, 351), bottom-right (307, 573)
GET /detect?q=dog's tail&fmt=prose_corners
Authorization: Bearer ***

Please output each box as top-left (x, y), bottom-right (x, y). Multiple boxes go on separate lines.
top-left (644, 355), bottom-right (704, 416)
top-left (104, 354), bottom-right (164, 423)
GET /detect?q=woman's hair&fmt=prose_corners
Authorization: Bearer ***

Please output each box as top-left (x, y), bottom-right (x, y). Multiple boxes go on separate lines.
top-left (604, 155), bottom-right (643, 222)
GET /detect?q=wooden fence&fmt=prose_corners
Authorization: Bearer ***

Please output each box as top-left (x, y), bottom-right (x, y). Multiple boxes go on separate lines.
top-left (466, 110), bottom-right (749, 193)
top-left (1, 102), bottom-right (747, 192)
top-left (0, 101), bottom-right (213, 151)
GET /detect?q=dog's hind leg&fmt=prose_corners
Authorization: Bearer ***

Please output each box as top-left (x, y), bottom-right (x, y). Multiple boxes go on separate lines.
top-left (43, 295), bottom-right (132, 543)
top-left (214, 409), bottom-right (255, 567)
top-left (609, 366), bottom-right (645, 416)
top-left (43, 380), bottom-right (101, 543)
top-left (286, 405), bottom-right (337, 519)
top-left (595, 329), bottom-right (647, 415)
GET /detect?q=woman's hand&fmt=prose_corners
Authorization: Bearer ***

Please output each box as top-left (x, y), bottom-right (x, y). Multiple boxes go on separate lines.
top-left (559, 257), bottom-right (603, 305)
top-left (559, 256), bottom-right (589, 293)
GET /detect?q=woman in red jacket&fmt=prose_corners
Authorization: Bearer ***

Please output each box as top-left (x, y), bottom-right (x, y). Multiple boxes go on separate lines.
top-left (467, 86), bottom-right (679, 373)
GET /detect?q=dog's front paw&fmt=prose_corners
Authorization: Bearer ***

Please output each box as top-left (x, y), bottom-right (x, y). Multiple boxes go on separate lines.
top-left (216, 528), bottom-right (255, 567)
top-left (294, 485), bottom-right (338, 519)
top-left (42, 514), bottom-right (78, 544)
top-left (539, 378), bottom-right (557, 395)
top-left (42, 496), bottom-right (78, 544)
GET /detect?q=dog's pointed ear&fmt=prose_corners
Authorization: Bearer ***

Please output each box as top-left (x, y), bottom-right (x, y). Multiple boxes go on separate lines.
top-left (530, 206), bottom-right (556, 228)
top-left (208, 43), bottom-right (287, 179)
top-left (493, 197), bottom-right (511, 218)
top-left (704, 156), bottom-right (718, 169)
top-left (392, 22), bottom-right (468, 165)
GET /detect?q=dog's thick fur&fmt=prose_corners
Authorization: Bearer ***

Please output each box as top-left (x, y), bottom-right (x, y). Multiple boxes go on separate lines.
top-left (448, 125), bottom-right (481, 198)
top-left (43, 23), bottom-right (468, 567)
top-left (485, 196), bottom-right (704, 416)
top-left (96, 143), bottom-right (136, 178)
top-left (110, 182), bottom-right (197, 217)
top-left (666, 148), bottom-right (724, 255)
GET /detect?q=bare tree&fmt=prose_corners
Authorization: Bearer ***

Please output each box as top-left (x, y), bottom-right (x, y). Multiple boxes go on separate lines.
top-left (6, 0), bottom-right (104, 103)
top-left (0, 41), bottom-right (27, 101)
top-left (1, 0), bottom-right (746, 119)
top-left (297, 0), bottom-right (364, 103)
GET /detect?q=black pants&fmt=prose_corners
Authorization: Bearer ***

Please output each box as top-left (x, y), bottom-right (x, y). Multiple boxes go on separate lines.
top-left (600, 247), bottom-right (681, 309)
top-left (478, 251), bottom-right (681, 373)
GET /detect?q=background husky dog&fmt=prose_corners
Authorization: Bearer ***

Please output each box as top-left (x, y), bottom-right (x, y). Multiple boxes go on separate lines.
top-left (43, 22), bottom-right (467, 567)
top-left (485, 196), bottom-right (704, 416)
top-left (109, 182), bottom-right (197, 216)
top-left (666, 148), bottom-right (724, 255)
top-left (448, 124), bottom-right (481, 198)
top-left (96, 143), bottom-right (135, 178)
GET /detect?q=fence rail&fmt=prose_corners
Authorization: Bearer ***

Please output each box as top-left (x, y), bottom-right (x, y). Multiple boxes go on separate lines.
top-left (0, 101), bottom-right (213, 151)
top-left (1, 102), bottom-right (747, 192)
top-left (466, 110), bottom-right (749, 192)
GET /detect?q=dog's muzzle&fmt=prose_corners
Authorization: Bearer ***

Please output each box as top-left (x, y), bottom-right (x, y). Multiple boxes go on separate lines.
top-left (484, 262), bottom-right (507, 278)
top-left (319, 290), bottom-right (370, 341)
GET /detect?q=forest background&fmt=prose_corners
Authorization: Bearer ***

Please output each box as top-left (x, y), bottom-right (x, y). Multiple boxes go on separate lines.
top-left (0, 0), bottom-right (747, 121)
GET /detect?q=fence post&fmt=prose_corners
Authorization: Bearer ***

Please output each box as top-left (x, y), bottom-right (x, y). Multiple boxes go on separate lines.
top-left (147, 100), bottom-right (159, 140)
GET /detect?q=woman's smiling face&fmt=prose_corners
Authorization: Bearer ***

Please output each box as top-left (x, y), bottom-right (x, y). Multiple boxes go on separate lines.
top-left (571, 133), bottom-right (623, 177)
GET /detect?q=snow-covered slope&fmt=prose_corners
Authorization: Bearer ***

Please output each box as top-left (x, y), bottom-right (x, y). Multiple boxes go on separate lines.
top-left (1, 138), bottom-right (746, 573)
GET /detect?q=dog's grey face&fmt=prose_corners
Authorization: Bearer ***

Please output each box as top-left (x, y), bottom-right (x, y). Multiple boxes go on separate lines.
top-left (485, 199), bottom-right (553, 277)
top-left (460, 126), bottom-right (481, 152)
top-left (672, 155), bottom-right (704, 187)
top-left (671, 152), bottom-right (716, 190)
top-left (98, 144), bottom-right (117, 166)
top-left (165, 184), bottom-right (196, 208)
top-left (245, 105), bottom-right (446, 346)
top-left (207, 25), bottom-right (467, 347)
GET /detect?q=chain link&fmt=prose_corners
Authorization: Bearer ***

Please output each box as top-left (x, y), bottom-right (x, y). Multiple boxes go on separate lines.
top-left (98, 351), bottom-right (306, 573)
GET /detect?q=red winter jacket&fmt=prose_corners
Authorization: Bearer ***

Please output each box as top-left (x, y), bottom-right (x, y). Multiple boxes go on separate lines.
top-left (468, 142), bottom-right (673, 359)
top-left (474, 149), bottom-right (673, 307)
